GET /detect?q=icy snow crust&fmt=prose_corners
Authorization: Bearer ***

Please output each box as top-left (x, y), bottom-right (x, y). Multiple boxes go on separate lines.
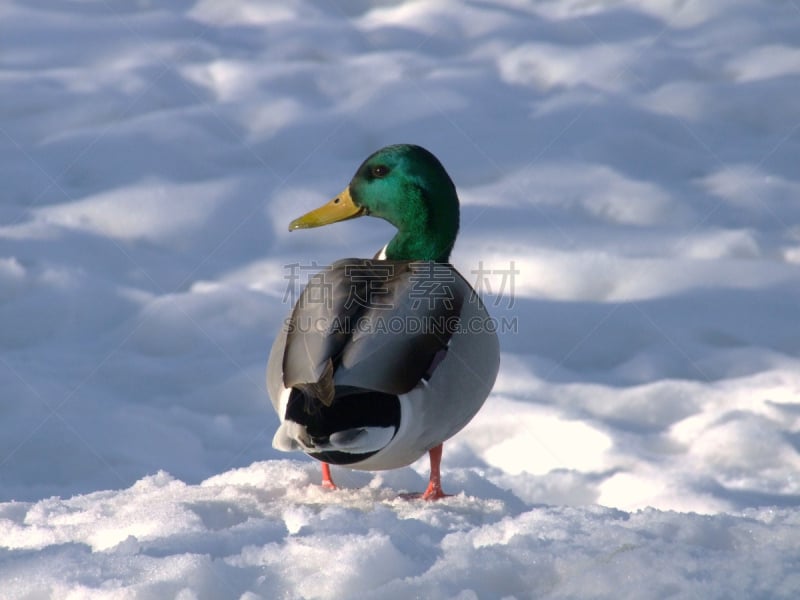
top-left (2, 0), bottom-right (800, 598)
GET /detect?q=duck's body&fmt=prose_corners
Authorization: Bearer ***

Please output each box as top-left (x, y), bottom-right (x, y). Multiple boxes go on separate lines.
top-left (266, 145), bottom-right (499, 498)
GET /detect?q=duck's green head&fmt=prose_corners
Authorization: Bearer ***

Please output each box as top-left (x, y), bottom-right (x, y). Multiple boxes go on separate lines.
top-left (289, 144), bottom-right (460, 262)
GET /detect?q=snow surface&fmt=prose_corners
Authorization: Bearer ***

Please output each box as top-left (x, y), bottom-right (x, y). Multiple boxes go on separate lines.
top-left (2, 0), bottom-right (800, 597)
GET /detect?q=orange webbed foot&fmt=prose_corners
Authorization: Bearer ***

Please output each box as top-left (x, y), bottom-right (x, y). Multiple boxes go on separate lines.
top-left (321, 462), bottom-right (337, 490)
top-left (400, 444), bottom-right (451, 501)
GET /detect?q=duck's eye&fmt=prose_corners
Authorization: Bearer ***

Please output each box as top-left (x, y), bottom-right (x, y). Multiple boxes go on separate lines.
top-left (371, 165), bottom-right (390, 178)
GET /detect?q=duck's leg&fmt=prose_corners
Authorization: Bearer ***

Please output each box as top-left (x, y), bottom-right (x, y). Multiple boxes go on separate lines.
top-left (321, 462), bottom-right (337, 489)
top-left (420, 443), bottom-right (450, 501)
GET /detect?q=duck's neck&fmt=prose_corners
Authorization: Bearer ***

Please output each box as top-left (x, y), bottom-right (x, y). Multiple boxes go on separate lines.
top-left (384, 225), bottom-right (456, 262)
top-left (382, 196), bottom-right (459, 262)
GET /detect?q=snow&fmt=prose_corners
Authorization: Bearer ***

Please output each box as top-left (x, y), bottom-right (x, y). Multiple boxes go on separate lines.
top-left (2, 0), bottom-right (800, 597)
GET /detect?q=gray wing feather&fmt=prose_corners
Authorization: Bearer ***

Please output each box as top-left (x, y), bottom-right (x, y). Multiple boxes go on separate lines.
top-left (281, 259), bottom-right (469, 394)
top-left (266, 326), bottom-right (287, 411)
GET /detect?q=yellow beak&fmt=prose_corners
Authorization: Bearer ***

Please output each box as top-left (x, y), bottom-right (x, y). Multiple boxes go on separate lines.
top-left (288, 187), bottom-right (365, 231)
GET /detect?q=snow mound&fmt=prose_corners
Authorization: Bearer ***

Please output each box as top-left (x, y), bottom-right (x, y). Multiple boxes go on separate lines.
top-left (2, 462), bottom-right (799, 599)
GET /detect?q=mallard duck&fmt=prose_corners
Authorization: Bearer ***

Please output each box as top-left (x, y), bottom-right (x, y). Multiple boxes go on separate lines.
top-left (266, 144), bottom-right (499, 499)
